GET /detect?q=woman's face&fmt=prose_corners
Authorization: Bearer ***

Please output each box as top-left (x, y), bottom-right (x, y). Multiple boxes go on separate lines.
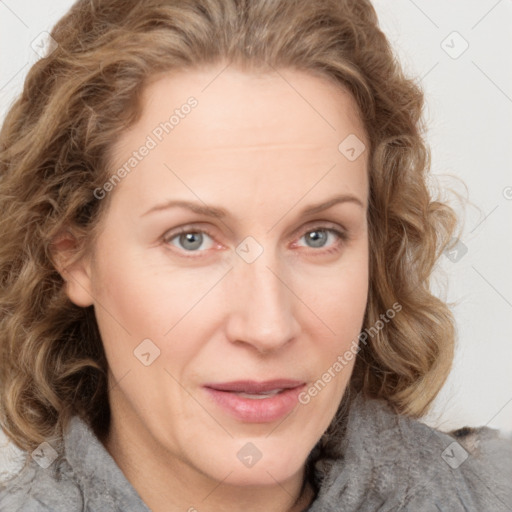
top-left (65, 64), bottom-right (369, 487)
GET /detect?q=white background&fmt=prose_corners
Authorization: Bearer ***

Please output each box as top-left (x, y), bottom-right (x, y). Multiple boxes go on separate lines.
top-left (1, 0), bottom-right (511, 473)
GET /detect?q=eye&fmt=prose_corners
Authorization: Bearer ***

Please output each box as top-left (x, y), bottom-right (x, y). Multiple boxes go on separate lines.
top-left (162, 224), bottom-right (347, 257)
top-left (296, 226), bottom-right (347, 252)
top-left (164, 229), bottom-right (215, 252)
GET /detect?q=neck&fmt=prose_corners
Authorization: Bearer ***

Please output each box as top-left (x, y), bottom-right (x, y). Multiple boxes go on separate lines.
top-left (102, 410), bottom-right (316, 512)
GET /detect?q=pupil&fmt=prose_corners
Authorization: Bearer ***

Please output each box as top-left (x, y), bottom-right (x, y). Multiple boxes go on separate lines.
top-left (180, 232), bottom-right (202, 250)
top-left (308, 230), bottom-right (327, 248)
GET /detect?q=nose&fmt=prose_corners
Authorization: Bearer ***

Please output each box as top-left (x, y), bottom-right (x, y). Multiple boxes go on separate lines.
top-left (224, 248), bottom-right (301, 354)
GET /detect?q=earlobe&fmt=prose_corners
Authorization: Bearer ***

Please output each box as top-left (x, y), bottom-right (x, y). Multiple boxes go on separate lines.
top-left (50, 230), bottom-right (95, 308)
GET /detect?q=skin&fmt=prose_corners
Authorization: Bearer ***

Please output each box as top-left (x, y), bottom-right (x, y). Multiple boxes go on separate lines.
top-left (57, 63), bottom-right (369, 512)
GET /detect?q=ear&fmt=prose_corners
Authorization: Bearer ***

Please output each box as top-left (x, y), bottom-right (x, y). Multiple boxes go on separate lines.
top-left (50, 230), bottom-right (94, 308)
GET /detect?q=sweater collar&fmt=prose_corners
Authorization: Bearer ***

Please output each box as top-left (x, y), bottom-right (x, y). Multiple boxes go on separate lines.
top-left (62, 393), bottom-right (464, 511)
top-left (64, 415), bottom-right (151, 511)
top-left (306, 392), bottom-right (475, 511)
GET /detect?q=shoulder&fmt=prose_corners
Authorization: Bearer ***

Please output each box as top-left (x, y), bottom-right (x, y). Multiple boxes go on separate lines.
top-left (0, 450), bottom-right (83, 512)
top-left (312, 394), bottom-right (512, 511)
top-left (1, 416), bottom-right (151, 512)
top-left (444, 424), bottom-right (512, 509)
top-left (366, 396), bottom-right (512, 510)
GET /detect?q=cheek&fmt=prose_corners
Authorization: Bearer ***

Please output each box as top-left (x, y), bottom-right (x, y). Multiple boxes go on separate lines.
top-left (300, 249), bottom-right (369, 335)
top-left (91, 245), bottom-right (181, 329)
top-left (296, 260), bottom-right (368, 420)
top-left (89, 249), bottom-right (226, 369)
top-left (296, 249), bottom-right (369, 390)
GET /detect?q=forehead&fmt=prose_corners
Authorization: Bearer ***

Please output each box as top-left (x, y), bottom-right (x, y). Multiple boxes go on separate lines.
top-left (106, 65), bottom-right (368, 211)
top-left (135, 65), bottom-right (365, 150)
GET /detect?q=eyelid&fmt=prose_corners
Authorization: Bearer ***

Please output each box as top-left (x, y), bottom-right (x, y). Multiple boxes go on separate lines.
top-left (162, 224), bottom-right (218, 245)
top-left (291, 220), bottom-right (348, 239)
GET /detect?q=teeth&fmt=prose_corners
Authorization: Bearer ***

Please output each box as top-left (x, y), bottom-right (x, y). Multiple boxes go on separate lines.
top-left (235, 389), bottom-right (283, 399)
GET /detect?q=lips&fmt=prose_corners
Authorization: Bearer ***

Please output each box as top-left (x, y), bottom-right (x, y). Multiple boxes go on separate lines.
top-left (203, 379), bottom-right (306, 423)
top-left (204, 379), bottom-right (304, 393)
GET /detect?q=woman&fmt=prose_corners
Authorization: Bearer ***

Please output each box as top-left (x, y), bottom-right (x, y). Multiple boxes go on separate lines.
top-left (0, 0), bottom-right (510, 510)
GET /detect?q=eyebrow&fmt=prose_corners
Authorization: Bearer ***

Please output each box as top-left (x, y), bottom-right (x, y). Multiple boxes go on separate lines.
top-left (141, 193), bottom-right (365, 219)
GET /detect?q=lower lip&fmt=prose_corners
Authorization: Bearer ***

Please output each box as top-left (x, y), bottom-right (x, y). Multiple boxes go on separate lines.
top-left (203, 385), bottom-right (305, 423)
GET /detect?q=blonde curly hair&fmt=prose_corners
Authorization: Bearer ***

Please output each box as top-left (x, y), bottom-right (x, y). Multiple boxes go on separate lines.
top-left (0, 0), bottom-right (456, 457)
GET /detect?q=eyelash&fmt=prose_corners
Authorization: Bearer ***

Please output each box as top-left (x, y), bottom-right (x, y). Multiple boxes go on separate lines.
top-left (162, 223), bottom-right (349, 258)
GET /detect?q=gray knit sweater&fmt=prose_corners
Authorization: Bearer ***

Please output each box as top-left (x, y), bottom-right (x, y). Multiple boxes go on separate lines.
top-left (1, 394), bottom-right (511, 511)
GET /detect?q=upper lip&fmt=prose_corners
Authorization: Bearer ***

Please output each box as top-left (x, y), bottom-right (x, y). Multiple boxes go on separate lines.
top-left (204, 379), bottom-right (305, 393)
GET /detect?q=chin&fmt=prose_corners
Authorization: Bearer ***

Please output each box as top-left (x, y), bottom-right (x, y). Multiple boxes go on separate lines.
top-left (195, 436), bottom-right (312, 487)
top-left (220, 461), bottom-right (306, 487)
